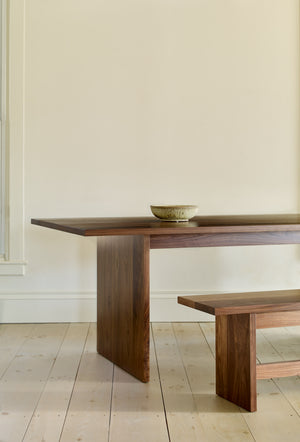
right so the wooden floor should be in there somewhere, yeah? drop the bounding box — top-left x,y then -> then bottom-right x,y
2,324 -> 300,441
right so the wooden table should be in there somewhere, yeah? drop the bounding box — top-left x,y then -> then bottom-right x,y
31,214 -> 300,382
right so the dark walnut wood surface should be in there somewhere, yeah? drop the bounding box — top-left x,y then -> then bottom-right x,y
31,214 -> 300,236
178,289 -> 300,316
97,235 -> 150,382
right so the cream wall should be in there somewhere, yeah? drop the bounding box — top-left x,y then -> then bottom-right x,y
0,0 -> 299,321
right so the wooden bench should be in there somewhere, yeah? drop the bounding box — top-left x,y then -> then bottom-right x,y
178,289 -> 300,412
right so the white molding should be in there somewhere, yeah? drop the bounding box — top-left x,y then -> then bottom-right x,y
0,260 -> 26,275
0,291 -> 96,300
150,290 -> 218,322
0,0 -> 6,255
0,0 -> 25,274
150,290 -> 223,299
0,290 -> 216,323
0,291 -> 97,323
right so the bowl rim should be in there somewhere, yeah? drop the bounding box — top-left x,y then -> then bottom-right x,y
150,205 -> 198,209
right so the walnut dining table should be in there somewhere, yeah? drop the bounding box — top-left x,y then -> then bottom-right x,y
31,214 -> 300,382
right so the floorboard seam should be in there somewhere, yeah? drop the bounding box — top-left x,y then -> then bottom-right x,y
58,323 -> 90,442
151,323 -> 171,442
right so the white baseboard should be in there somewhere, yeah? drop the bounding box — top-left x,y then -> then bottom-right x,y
150,291 -> 215,322
0,292 -> 96,323
0,291 -> 216,323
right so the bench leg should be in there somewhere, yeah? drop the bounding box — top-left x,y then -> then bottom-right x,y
216,313 -> 257,411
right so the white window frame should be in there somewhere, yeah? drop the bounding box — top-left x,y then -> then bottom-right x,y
0,0 -> 6,257
0,0 -> 26,275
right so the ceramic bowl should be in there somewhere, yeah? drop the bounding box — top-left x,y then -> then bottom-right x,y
150,205 -> 198,222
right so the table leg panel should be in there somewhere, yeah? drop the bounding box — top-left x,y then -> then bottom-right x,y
97,235 -> 150,382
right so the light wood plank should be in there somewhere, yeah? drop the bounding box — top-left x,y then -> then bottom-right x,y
0,324 -> 35,378
260,326 -> 300,361
256,329 -> 283,364
267,375 -> 300,419
174,322 -> 254,441
198,322 -> 215,356
2,322 -> 300,441
152,322 -> 206,441
23,323 -> 90,442
0,323 -> 68,442
60,323 -> 113,442
243,378 -> 300,442
109,328 -> 169,442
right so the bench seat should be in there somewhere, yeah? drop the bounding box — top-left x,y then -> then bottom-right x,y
178,289 -> 300,412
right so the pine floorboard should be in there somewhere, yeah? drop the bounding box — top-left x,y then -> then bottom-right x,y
0,322 -> 300,441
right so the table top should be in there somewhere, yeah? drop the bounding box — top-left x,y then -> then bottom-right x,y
31,214 -> 300,237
